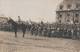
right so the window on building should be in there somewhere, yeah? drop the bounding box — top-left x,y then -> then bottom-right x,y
67,4 -> 71,9
67,13 -> 70,16
60,5 -> 63,10
76,4 -> 80,8
67,19 -> 70,22
60,14 -> 62,17
57,14 -> 62,19
75,20 -> 79,23
75,14 -> 79,17
59,20 -> 61,23
76,4 -> 78,8
57,16 -> 59,19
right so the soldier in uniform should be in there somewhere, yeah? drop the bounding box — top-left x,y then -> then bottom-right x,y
21,23 -> 27,37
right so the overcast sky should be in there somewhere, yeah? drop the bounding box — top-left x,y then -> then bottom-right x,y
0,0 -> 62,23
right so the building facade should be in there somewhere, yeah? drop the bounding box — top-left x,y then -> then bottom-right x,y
0,17 -> 11,31
56,0 -> 80,24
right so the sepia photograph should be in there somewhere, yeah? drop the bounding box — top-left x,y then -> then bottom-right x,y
0,0 -> 80,52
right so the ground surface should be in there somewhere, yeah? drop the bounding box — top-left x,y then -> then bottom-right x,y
0,31 -> 80,52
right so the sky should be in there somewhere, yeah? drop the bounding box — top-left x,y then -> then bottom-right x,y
0,0 -> 63,23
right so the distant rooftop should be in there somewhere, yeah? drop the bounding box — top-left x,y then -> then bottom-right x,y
57,0 -> 80,11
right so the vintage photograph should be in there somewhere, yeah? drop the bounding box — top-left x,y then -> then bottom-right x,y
0,0 -> 80,52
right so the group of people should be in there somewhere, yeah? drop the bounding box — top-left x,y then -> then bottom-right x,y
25,23 -> 80,40
8,18 -> 80,40
23,22 -> 80,40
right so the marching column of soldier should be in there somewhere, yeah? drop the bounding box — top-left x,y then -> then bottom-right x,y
7,17 -> 80,40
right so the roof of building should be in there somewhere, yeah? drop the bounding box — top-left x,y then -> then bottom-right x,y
57,0 -> 80,11
0,17 -> 8,20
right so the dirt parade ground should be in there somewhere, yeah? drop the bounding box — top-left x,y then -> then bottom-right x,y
0,31 -> 80,52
